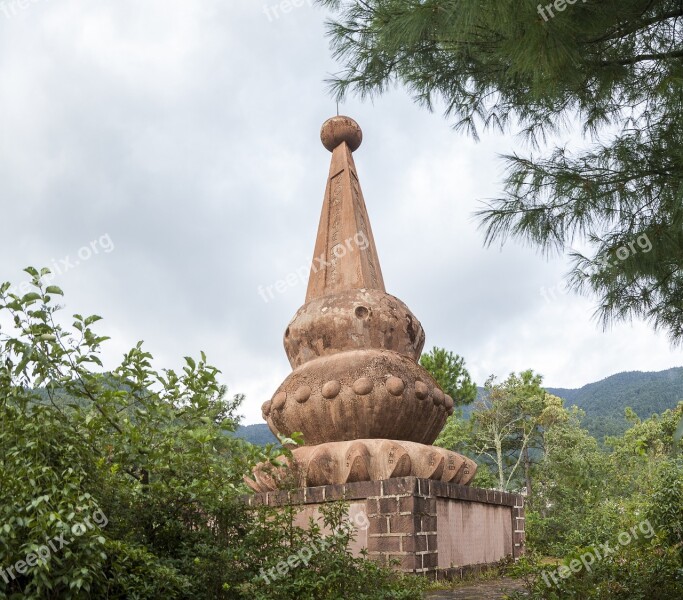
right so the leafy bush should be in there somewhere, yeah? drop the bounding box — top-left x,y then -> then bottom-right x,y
509,539 -> 683,600
238,502 -> 425,600
647,458 -> 683,555
0,269 -> 423,599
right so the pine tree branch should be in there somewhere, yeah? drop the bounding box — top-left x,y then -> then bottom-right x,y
595,48 -> 683,66
589,8 -> 683,44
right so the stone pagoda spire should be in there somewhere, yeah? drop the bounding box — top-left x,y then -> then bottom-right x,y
306,116 -> 385,301
247,117 -> 476,492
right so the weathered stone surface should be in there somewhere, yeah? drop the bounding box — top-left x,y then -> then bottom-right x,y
306,119 -> 385,301
240,477 -> 525,575
265,349 -> 451,445
321,115 -> 363,153
284,288 -> 425,368
255,116 -> 475,489
244,440 -> 477,492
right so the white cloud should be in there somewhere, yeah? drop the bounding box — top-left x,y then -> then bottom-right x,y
0,0 -> 679,426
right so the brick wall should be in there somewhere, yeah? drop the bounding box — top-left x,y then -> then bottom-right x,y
241,476 -> 525,575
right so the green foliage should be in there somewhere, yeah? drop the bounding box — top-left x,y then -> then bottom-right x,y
420,347 -> 476,407
509,539 -> 683,600
469,461 -> 498,490
0,268 -> 422,599
518,401 -> 683,600
320,0 -> 683,343
469,370 -> 559,492
239,503 -> 425,600
647,458 -> 683,553
434,409 -> 472,454
526,408 -> 614,555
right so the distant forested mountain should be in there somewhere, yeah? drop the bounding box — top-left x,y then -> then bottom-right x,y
233,423 -> 278,446
237,368 -> 683,446
546,367 -> 683,441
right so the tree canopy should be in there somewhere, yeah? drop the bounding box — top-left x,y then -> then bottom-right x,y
419,347 -> 477,407
319,0 -> 683,343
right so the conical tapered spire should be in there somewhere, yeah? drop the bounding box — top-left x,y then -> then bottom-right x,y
248,115 -> 479,492
305,116 -> 385,302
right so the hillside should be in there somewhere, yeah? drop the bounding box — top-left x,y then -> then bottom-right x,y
233,423 -> 278,446
546,367 -> 683,417
547,367 -> 683,441
237,367 -> 683,445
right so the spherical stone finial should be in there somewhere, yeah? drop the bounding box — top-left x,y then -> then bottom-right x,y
321,116 -> 362,152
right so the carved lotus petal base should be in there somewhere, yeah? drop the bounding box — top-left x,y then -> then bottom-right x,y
244,439 -> 477,493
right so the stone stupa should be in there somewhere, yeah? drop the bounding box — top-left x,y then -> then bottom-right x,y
247,116 -> 477,492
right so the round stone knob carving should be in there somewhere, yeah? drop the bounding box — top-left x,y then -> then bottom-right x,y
352,377 -> 374,395
432,388 -> 445,406
386,376 -> 405,396
322,380 -> 341,399
415,381 -> 429,400
295,385 -> 312,403
272,391 -> 287,410
321,116 -> 362,152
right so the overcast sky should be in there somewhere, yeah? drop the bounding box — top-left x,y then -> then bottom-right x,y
1,0 -> 679,424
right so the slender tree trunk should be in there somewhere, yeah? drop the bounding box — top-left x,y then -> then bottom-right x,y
495,434 -> 505,490
523,445 -> 532,498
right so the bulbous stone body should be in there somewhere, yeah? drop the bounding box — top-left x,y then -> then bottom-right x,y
284,289 -> 426,368
263,348 -> 451,445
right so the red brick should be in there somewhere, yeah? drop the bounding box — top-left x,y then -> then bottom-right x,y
399,495 -> 436,514
289,490 -> 305,504
398,496 -> 417,513
370,535 -> 401,552
402,534 -> 427,552
389,514 -> 420,534
345,480 -> 381,499
422,552 -> 438,569
368,553 -> 388,566
305,487 -> 325,503
268,490 -> 290,506
389,554 -> 420,571
247,493 -> 266,506
417,478 -> 432,496
365,498 -> 380,516
325,484 -> 345,500
430,480 -> 447,498
379,497 -> 398,514
368,516 -> 388,535
421,515 -> 437,533
383,477 -> 418,496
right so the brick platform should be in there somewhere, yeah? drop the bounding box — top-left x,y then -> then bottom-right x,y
242,476 -> 525,575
